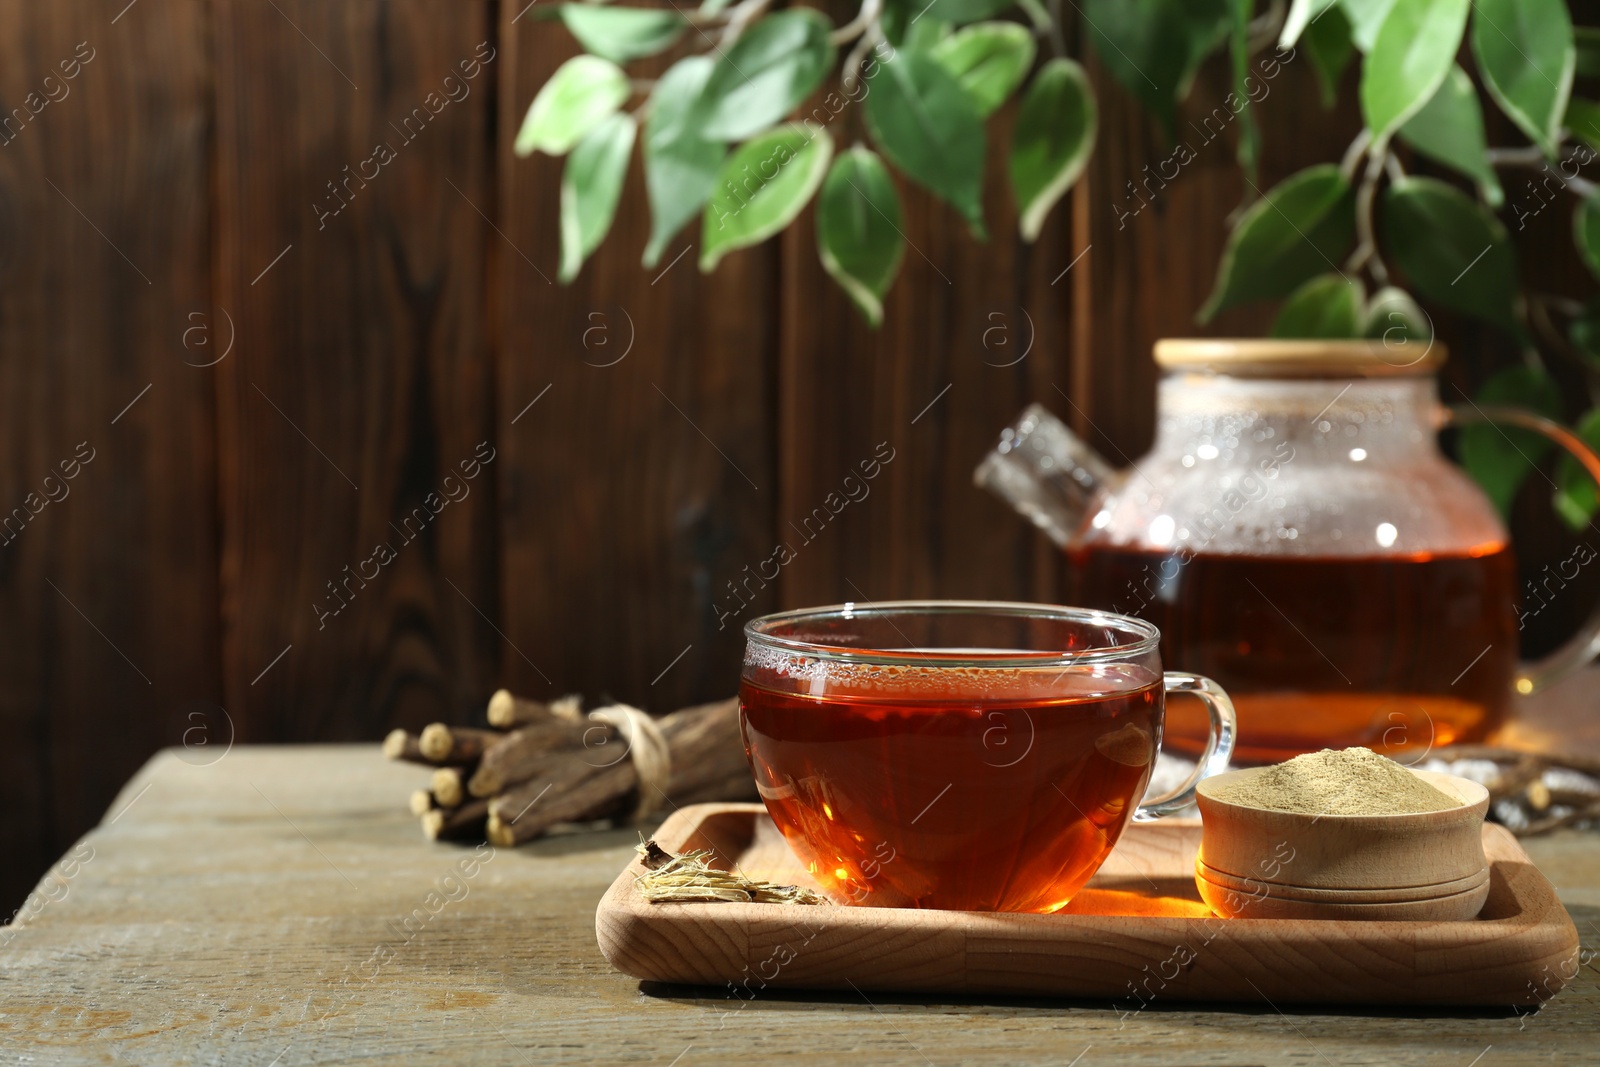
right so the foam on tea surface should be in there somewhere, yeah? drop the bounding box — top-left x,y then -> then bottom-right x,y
745,639 -> 1160,702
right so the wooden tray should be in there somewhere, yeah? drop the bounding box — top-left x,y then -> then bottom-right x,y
596,803 -> 1580,1007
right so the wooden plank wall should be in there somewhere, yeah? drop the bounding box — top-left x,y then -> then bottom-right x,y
213,0 -> 500,742
0,1 -> 219,919
0,1 -> 1592,914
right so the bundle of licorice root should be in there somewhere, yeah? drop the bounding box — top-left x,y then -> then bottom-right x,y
384,690 -> 756,846
1415,744 -> 1600,835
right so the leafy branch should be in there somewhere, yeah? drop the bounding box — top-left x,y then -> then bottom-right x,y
515,0 -> 1100,325
1199,0 -> 1600,529
515,0 -> 1600,526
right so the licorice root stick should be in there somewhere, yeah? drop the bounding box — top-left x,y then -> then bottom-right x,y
418,724 -> 501,764
423,797 -> 491,841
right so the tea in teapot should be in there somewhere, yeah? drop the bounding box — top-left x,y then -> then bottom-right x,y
978,340 -> 1600,763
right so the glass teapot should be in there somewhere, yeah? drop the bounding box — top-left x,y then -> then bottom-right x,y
976,339 -> 1600,764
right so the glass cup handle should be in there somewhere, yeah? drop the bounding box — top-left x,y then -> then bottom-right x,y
1444,404 -> 1600,694
1135,672 -> 1237,821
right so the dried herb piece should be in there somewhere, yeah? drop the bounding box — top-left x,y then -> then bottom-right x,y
632,840 -> 829,906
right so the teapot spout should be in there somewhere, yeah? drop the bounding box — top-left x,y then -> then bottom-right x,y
974,404 -> 1116,548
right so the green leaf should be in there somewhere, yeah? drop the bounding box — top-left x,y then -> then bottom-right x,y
1302,3 -> 1355,108
1577,26 -> 1600,79
864,47 -> 987,236
880,1 -> 910,47
1458,366 -> 1562,518
515,55 -> 631,157
904,17 -> 954,51
816,147 -> 905,328
1199,164 -> 1356,321
1338,0 -> 1396,52
699,0 -> 736,14
559,6 -> 686,65
1566,97 -> 1600,152
1359,0 -> 1470,141
929,21 -> 1036,117
909,0 -> 1020,27
643,57 -> 725,268
1398,66 -> 1504,207
1280,0 -> 1339,49
1470,0 -> 1574,157
1381,176 -> 1520,335
1569,298 -> 1600,365
1081,0 -> 1231,138
1270,274 -> 1365,337
1010,58 -> 1096,241
693,9 -> 834,142
1574,195 -> 1600,282
1554,408 -> 1600,531
1362,285 -> 1433,346
701,124 -> 833,271
559,113 -> 636,283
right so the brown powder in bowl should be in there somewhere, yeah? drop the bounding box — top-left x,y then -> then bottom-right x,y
1206,747 -> 1459,816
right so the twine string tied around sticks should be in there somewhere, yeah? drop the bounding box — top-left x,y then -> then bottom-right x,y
587,703 -> 671,819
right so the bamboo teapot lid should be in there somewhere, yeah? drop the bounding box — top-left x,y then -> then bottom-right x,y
1154,338 -> 1448,377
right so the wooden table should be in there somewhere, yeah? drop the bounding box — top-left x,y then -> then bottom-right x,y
2,746 -> 1596,1065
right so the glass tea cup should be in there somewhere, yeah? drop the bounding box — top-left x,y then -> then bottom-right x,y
739,601 -> 1236,913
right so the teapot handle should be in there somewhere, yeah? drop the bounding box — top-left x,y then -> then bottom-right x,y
1443,404 -> 1600,695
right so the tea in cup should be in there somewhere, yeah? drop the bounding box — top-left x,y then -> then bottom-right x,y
739,601 -> 1236,913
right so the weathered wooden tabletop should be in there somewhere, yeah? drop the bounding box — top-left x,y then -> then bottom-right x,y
1,744 -> 1595,1066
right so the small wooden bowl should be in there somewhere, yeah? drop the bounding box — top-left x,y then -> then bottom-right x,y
1195,866 -> 1492,921
1194,767 -> 1490,914
1195,858 -> 1488,904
